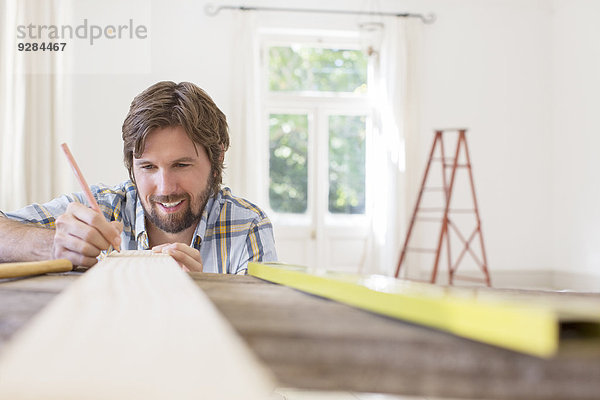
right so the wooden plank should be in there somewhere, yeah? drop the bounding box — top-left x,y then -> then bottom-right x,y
191,272 -> 600,400
3,271 -> 600,399
0,251 -> 274,399
0,272 -> 79,293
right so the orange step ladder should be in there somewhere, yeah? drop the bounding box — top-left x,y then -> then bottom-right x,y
395,129 -> 491,286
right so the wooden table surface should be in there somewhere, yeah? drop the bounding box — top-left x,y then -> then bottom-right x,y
1,272 -> 600,399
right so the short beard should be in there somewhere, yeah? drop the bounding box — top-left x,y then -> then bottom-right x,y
143,175 -> 214,234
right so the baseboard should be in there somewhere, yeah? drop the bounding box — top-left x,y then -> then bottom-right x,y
551,270 -> 600,292
401,268 -> 600,292
488,270 -> 554,290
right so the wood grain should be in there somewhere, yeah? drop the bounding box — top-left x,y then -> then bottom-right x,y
0,251 -> 274,399
2,271 -> 600,399
192,273 -> 600,400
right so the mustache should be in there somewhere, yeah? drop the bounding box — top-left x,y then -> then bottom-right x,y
150,194 -> 189,203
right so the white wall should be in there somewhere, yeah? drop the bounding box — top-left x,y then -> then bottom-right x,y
416,0 -> 555,276
552,0 -> 600,277
67,0 -> 238,187
61,0 -> 600,280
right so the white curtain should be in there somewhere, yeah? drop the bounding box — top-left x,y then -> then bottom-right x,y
224,10 -> 262,202
363,17 -> 422,276
0,0 -> 66,211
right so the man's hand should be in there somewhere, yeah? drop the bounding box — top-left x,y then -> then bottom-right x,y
52,202 -> 122,268
151,243 -> 203,272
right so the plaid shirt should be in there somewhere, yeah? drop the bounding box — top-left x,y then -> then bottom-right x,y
2,181 -> 277,274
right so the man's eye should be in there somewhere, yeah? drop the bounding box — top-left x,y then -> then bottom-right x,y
141,165 -> 155,170
175,163 -> 190,168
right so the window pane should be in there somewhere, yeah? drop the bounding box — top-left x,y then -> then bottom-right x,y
269,46 -> 367,93
269,114 -> 309,213
328,115 -> 366,214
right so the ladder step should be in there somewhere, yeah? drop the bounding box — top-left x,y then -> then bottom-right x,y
417,208 -> 474,213
406,247 -> 437,254
431,157 -> 454,162
443,163 -> 470,168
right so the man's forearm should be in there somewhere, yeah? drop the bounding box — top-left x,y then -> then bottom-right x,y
0,217 -> 54,262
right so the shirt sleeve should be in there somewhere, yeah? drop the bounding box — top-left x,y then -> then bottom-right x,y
235,217 -> 278,275
3,193 -> 85,228
3,183 -> 129,228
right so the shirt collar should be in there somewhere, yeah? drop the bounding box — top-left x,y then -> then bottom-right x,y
134,194 -> 149,249
192,196 -> 215,247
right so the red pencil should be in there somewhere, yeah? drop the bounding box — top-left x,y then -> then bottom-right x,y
60,143 -> 119,252
60,143 -> 101,213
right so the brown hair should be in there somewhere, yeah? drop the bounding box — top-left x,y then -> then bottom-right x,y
122,81 -> 230,196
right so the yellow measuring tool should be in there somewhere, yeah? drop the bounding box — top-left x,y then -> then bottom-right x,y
249,263 -> 600,357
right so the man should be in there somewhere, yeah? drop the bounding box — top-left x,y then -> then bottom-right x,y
0,81 -> 277,274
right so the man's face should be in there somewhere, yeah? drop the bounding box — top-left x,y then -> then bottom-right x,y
133,126 -> 213,234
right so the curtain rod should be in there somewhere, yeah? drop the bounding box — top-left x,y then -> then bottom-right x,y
204,4 -> 436,24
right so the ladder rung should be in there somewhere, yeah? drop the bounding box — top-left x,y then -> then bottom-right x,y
406,247 -> 437,254
417,208 -> 475,214
432,157 -> 454,162
443,163 -> 470,168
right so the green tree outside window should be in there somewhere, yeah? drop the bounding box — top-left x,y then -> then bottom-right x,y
328,115 -> 366,214
267,45 -> 368,215
269,46 -> 367,93
269,114 -> 309,213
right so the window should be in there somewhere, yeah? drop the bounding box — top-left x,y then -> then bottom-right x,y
264,39 -> 370,217
260,31 -> 373,272
268,46 -> 367,93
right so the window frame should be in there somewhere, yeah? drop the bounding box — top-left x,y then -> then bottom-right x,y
259,29 -> 373,227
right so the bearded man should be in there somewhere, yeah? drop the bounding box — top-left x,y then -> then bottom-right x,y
0,81 -> 277,274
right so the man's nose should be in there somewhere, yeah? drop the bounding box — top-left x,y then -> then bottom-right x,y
156,169 -> 177,194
